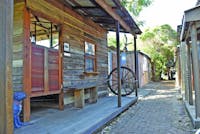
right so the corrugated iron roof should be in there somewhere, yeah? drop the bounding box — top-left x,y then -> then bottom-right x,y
180,5 -> 200,41
59,0 -> 142,35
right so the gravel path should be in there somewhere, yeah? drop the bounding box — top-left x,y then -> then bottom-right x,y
96,81 -> 194,134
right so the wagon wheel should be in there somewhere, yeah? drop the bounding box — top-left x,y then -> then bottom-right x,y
107,66 -> 136,96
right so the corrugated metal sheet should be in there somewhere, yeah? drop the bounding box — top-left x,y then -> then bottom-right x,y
60,0 -> 142,34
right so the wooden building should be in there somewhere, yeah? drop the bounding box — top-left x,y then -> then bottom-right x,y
178,2 -> 200,128
137,51 -> 151,87
12,0 -> 141,123
108,49 -> 151,88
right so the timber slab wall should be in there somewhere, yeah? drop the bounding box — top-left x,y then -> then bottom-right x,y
13,0 -> 108,112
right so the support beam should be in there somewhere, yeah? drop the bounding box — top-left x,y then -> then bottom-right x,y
0,0 -> 14,133
134,35 -> 138,96
44,48 -> 49,93
23,6 -> 32,121
180,42 -> 186,96
89,87 -> 97,103
74,89 -> 85,108
186,44 -> 193,105
95,0 -> 131,33
116,21 -> 121,107
58,25 -> 64,110
50,22 -> 53,48
191,22 -> 200,118
183,42 -> 189,101
177,47 -> 181,88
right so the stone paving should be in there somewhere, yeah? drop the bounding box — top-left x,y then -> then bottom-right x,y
97,81 -> 194,134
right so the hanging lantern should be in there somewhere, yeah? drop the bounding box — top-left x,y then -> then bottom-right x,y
121,52 -> 126,66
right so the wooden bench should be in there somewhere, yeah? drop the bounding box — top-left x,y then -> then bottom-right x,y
59,85 -> 97,110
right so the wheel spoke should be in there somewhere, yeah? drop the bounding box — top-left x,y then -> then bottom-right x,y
125,76 -> 135,81
108,66 -> 136,96
111,82 -> 118,86
123,81 -> 134,85
123,87 -> 128,94
123,71 -> 130,79
112,72 -> 118,79
111,79 -> 118,82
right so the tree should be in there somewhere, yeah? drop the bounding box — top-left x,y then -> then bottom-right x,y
121,0 -> 153,16
121,0 -> 153,26
139,24 -> 177,81
107,32 -> 134,51
108,0 -> 153,49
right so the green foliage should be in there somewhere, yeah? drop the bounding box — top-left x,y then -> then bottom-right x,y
107,33 -> 133,50
108,35 -> 117,48
121,0 -> 153,16
107,0 -> 153,48
139,24 -> 177,80
120,0 -> 153,26
140,24 -> 177,46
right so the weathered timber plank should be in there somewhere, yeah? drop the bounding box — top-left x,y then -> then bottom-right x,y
22,5 -> 32,121
63,63 -> 84,70
13,67 -> 23,75
12,59 -> 23,68
66,90 -> 90,100
13,75 -> 23,84
26,0 -> 105,38
59,25 -> 63,90
59,90 -> 64,110
13,3 -> 24,36
44,48 -> 49,93
89,87 -> 98,103
13,1 -> 25,94
96,50 -> 108,56
63,25 -> 85,40
13,52 -> 23,60
74,89 -> 84,108
63,53 -> 84,60
69,48 -> 84,55
13,83 -> 23,91
63,70 -> 83,76
13,44 -> 23,53
63,58 -> 84,64
63,61 -> 84,66
67,90 -> 96,100
0,0 -> 14,133
63,76 -> 83,81
64,38 -> 84,45
46,0 -> 105,33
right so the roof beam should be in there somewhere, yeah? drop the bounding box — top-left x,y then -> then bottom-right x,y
93,20 -> 115,24
85,13 -> 110,18
73,6 -> 117,10
95,0 -> 131,33
73,6 -> 99,9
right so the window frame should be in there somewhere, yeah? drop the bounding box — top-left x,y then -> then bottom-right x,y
84,41 -> 97,73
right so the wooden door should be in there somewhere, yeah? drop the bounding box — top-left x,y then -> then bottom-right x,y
31,45 -> 60,96
48,49 -> 59,91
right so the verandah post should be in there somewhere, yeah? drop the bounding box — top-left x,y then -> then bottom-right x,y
134,35 -> 138,97
186,44 -> 193,105
0,0 -> 14,133
191,22 -> 200,118
116,21 -> 121,107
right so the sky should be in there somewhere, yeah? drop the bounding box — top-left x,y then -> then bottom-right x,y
138,0 -> 196,30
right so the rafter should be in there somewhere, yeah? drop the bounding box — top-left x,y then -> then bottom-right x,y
95,0 -> 132,34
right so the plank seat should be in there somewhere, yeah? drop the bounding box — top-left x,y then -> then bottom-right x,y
59,84 -> 97,110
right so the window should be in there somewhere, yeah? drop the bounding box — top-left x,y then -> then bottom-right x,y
30,14 -> 59,49
85,42 -> 96,72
